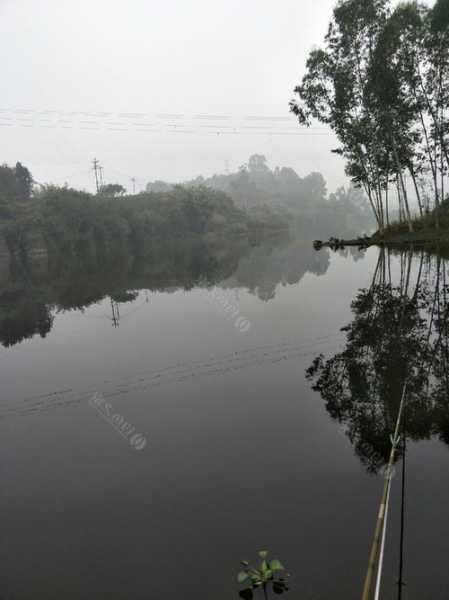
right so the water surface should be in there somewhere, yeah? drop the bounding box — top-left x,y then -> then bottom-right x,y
1,238 -> 448,599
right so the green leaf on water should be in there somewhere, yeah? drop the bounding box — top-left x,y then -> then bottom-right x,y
269,559 -> 284,571
238,572 -> 250,584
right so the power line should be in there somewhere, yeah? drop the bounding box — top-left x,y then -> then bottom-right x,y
1,122 -> 335,137
1,113 -> 335,137
0,107 -> 330,131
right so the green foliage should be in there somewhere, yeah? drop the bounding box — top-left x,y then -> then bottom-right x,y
431,0 -> 449,33
187,157 -> 328,213
145,180 -> 173,193
1,174 -> 287,258
237,550 -> 289,599
375,196 -> 449,240
14,162 -> 33,200
98,183 -> 126,196
291,0 -> 449,235
0,162 -> 33,203
268,559 -> 284,571
146,155 -> 375,237
1,159 -> 373,260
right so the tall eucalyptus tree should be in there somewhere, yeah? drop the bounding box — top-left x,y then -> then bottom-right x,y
426,0 -> 449,204
291,0 -> 449,233
291,0 -> 392,233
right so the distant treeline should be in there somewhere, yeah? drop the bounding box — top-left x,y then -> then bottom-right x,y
146,154 -> 375,237
0,157 -> 375,262
0,162 -> 289,260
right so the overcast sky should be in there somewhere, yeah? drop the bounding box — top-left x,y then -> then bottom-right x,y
0,0 -> 424,193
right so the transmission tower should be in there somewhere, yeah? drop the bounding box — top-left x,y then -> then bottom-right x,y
92,158 -> 101,193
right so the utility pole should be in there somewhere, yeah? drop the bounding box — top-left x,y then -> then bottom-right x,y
99,165 -> 105,189
110,298 -> 120,328
92,158 -> 100,193
131,177 -> 136,194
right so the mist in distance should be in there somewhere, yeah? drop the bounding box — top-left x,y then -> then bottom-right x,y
0,0 -> 349,192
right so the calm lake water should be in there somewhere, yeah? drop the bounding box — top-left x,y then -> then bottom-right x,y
1,237 -> 448,600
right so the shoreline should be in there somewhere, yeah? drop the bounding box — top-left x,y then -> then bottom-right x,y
315,231 -> 449,250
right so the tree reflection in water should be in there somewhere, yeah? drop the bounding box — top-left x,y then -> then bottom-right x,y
307,246 -> 449,473
0,236 -> 332,348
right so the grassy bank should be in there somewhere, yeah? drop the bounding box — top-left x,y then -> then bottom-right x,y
371,201 -> 449,245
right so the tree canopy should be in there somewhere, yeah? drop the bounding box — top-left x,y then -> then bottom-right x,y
146,155 -> 375,237
0,162 -> 33,205
98,183 -> 126,197
291,0 -> 449,233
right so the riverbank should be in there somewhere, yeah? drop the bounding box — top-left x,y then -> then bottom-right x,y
315,230 -> 449,251
373,230 -> 449,245
371,206 -> 449,246
316,204 -> 449,249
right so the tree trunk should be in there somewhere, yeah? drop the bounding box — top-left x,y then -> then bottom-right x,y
409,165 -> 423,217
363,181 -> 381,230
385,180 -> 390,228
414,90 -> 439,202
392,140 -> 413,232
396,178 -> 403,222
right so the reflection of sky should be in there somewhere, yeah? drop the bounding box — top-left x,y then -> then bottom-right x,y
222,240 -> 334,301
0,239 -> 367,350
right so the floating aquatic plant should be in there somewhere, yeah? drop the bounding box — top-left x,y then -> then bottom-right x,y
237,549 -> 289,599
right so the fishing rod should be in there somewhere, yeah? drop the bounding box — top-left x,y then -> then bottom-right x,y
397,401 -> 407,600
361,383 -> 408,600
